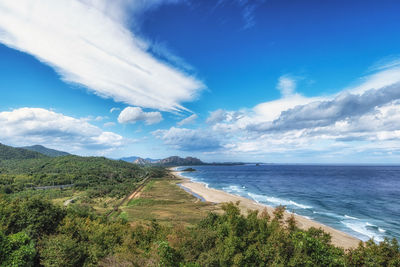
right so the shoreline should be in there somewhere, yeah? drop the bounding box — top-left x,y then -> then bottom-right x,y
171,169 -> 361,250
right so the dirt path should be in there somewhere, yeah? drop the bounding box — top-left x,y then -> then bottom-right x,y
106,174 -> 150,217
127,177 -> 149,200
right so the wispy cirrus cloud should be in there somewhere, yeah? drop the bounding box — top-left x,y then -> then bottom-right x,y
177,114 -> 198,126
0,0 -> 204,112
0,107 -> 125,154
215,0 -> 265,29
110,107 -> 121,113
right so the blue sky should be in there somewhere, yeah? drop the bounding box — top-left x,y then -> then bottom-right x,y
1,0 -> 400,163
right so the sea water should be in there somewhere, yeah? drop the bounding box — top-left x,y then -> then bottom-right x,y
177,164 -> 400,242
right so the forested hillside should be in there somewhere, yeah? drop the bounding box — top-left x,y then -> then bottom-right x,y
0,143 -> 45,160
0,142 -> 163,198
0,155 -> 150,197
21,145 -> 70,157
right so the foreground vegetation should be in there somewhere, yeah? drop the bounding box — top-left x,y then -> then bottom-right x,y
1,196 -> 400,266
0,143 -> 399,266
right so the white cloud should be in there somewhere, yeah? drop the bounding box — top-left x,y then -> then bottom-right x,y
153,127 -> 222,151
200,62 -> 400,160
177,114 -> 198,126
118,106 -> 162,125
110,107 -> 120,113
0,0 -> 204,112
206,109 -> 245,124
95,116 -> 107,121
206,109 -> 226,124
348,64 -> 400,95
0,107 -> 124,153
277,75 -> 296,97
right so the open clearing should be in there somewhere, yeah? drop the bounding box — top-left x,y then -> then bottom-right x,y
120,177 -> 222,227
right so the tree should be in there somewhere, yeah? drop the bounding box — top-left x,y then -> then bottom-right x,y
39,234 -> 85,267
0,231 -> 36,267
0,196 -> 65,238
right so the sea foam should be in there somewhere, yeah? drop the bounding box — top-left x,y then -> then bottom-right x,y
341,220 -> 384,242
247,192 -> 312,209
222,185 -> 245,195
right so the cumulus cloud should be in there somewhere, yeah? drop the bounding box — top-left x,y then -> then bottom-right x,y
118,106 -> 162,125
0,0 -> 203,112
153,127 -> 222,151
199,62 -> 400,160
206,109 -> 226,124
177,114 -> 198,126
349,59 -> 400,95
249,83 -> 400,133
0,107 -> 124,152
206,109 -> 244,124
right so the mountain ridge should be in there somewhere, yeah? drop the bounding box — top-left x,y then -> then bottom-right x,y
21,145 -> 70,157
0,143 -> 46,160
132,156 -> 204,166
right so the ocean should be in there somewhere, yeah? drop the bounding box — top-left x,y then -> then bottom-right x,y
176,164 -> 400,242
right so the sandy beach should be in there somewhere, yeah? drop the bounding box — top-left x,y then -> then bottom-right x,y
172,170 -> 361,250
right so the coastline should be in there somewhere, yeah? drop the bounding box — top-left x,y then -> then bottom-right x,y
171,169 -> 361,250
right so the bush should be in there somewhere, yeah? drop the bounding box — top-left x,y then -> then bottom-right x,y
0,231 -> 36,267
39,235 -> 85,267
0,196 -> 65,238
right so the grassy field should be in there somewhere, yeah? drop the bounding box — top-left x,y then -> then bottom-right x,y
120,177 -> 222,227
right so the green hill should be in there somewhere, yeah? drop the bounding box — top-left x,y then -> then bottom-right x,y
0,155 -> 152,197
0,143 -> 46,160
21,145 -> 70,157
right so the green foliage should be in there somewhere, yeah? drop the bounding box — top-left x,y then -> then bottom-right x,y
0,143 -> 45,161
0,196 -> 65,238
145,166 -> 168,178
0,155 -> 147,198
169,203 -> 398,267
143,180 -> 156,192
0,231 -> 36,267
21,145 -> 69,157
0,197 -> 399,266
54,212 -> 129,265
39,234 -> 85,267
127,198 -> 172,207
157,240 -> 182,267
346,238 -> 400,266
182,168 -> 196,172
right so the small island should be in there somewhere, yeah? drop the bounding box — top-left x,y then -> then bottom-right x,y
182,167 -> 196,172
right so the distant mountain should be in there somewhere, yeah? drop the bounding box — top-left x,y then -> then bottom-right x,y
133,157 -> 151,165
157,156 -> 203,166
0,143 -> 46,160
120,156 -> 158,163
120,156 -> 139,162
21,145 -> 70,157
132,156 -> 204,166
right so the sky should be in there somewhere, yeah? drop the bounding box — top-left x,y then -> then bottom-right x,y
1,0 -> 400,163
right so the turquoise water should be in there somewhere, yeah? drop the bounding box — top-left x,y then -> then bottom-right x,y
177,164 -> 400,242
